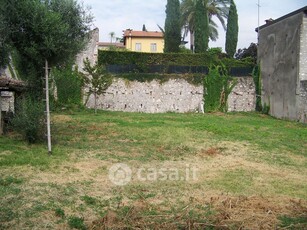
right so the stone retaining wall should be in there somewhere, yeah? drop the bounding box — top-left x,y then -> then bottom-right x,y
86,76 -> 256,113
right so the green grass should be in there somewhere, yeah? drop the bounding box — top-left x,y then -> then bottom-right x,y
0,109 -> 306,229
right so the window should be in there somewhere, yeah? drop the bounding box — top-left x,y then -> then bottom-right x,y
150,43 -> 157,52
135,43 -> 142,51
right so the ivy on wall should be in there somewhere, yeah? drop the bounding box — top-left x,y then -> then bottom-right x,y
203,65 -> 237,112
252,65 -> 262,112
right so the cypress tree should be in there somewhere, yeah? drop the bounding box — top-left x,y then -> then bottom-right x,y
225,0 -> 239,57
164,0 -> 181,53
194,0 -> 209,53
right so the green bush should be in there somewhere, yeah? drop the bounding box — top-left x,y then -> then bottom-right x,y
52,66 -> 83,107
12,98 -> 45,143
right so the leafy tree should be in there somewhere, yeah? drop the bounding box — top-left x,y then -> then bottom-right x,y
181,0 -> 230,51
225,0 -> 238,57
194,0 -> 209,53
1,0 -> 93,143
81,58 -> 113,113
235,43 -> 258,64
1,0 -> 93,98
164,0 -> 181,53
0,3 -> 10,68
142,24 -> 147,31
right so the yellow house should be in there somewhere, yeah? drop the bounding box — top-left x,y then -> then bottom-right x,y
123,29 -> 164,53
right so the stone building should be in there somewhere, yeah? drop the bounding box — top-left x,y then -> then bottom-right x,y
258,6 -> 307,122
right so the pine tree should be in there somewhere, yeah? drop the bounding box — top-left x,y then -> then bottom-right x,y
164,0 -> 181,53
194,0 -> 209,53
225,0 -> 238,57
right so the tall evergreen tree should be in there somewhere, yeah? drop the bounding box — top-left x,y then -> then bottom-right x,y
164,0 -> 181,53
194,0 -> 209,53
225,0 -> 238,57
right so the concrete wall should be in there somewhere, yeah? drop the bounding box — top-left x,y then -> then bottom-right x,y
258,12 -> 304,121
86,77 -> 255,113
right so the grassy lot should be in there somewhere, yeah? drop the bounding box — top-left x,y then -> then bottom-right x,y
0,110 -> 307,229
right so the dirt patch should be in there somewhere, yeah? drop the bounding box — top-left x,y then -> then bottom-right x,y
198,147 -> 222,157
89,195 -> 307,229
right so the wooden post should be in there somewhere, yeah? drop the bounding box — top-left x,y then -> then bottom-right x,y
45,60 -> 52,154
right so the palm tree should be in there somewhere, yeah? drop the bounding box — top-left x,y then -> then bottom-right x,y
181,0 -> 230,51
109,32 -> 115,43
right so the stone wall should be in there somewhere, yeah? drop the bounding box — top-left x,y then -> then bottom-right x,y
228,77 -> 256,112
75,28 -> 99,71
86,77 -> 255,113
0,91 -> 14,112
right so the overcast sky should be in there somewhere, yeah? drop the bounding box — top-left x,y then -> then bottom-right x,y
83,0 -> 307,50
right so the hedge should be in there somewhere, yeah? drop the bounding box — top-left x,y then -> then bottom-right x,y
98,50 -> 254,68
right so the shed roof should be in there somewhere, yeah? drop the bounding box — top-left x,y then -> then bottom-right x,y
0,77 -> 27,92
256,6 -> 307,32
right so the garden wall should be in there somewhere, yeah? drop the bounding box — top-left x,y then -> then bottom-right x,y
86,76 -> 255,113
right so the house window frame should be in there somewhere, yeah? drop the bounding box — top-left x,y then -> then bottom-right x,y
135,43 -> 142,51
150,43 -> 157,52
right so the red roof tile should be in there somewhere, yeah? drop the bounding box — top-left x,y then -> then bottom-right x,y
123,30 -> 163,38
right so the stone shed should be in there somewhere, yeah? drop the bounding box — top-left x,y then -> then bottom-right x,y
0,77 -> 27,135
258,6 -> 307,122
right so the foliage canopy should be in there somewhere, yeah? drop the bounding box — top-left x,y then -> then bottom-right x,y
1,0 -> 93,97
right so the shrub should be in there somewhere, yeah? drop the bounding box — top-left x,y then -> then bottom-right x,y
52,66 -> 83,107
11,97 -> 45,143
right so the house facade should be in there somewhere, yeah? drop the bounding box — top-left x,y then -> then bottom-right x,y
258,6 -> 307,122
123,29 -> 164,53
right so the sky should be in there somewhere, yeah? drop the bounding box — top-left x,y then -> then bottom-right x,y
83,0 -> 307,50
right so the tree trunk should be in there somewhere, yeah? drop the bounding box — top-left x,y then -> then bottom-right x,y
94,91 -> 97,114
190,31 -> 194,53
